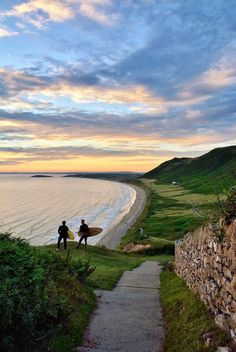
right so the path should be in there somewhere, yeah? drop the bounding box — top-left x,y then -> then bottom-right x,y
78,261 -> 165,352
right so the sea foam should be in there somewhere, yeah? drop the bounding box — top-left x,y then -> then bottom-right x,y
0,175 -> 136,246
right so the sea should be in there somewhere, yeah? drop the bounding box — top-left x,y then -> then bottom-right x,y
0,174 -> 136,246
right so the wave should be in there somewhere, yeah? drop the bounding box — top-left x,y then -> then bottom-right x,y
0,176 -> 136,246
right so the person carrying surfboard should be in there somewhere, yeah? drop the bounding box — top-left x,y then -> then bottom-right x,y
76,219 -> 89,250
57,220 -> 69,250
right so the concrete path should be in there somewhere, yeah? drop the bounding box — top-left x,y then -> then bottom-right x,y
77,261 -> 165,352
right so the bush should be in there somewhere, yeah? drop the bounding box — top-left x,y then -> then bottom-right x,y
142,237 -> 175,255
140,243 -> 175,255
223,187 -> 236,223
0,233 -> 95,352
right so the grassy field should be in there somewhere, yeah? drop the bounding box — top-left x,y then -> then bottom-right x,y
160,269 -> 229,352
120,180 -> 219,249
43,242 -> 172,290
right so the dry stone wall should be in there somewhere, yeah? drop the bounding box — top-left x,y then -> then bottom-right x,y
175,220 -> 236,340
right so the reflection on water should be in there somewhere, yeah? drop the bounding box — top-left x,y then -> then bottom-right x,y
0,175 -> 135,245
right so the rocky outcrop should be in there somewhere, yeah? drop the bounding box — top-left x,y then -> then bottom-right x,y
175,220 -> 236,341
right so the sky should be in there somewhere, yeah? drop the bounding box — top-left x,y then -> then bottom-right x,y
0,0 -> 236,172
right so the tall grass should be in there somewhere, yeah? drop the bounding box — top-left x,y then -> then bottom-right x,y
160,269 -> 229,352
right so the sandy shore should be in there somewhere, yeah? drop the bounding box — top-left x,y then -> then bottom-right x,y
97,184 -> 147,249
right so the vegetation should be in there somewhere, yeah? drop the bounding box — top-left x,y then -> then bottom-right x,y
0,233 -> 96,352
0,233 -> 172,351
143,145 -> 236,194
222,187 -> 236,223
122,146 -> 236,249
160,269 -> 229,352
120,181 -> 216,249
43,242 -> 172,290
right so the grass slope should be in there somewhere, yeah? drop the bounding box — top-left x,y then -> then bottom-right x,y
43,242 -> 172,290
160,270 -> 229,352
121,181 -> 215,247
143,145 -> 236,193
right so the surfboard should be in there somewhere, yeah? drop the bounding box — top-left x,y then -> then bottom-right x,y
78,227 -> 103,237
67,230 -> 74,240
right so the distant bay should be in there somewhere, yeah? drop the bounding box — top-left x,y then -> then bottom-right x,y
0,174 -> 136,246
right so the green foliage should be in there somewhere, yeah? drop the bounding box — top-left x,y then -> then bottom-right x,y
160,270 -> 229,352
51,286 -> 95,352
144,237 -> 175,255
143,145 -> 236,194
223,187 -> 236,222
0,233 -> 95,352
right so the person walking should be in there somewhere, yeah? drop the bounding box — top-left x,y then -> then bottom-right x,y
57,220 -> 69,250
76,219 -> 89,250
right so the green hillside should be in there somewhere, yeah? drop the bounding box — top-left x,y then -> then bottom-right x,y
143,145 -> 236,193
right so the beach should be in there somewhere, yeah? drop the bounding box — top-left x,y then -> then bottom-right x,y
0,175 -> 146,248
0,175 -> 138,246
95,184 -> 147,249
0,175 -> 146,247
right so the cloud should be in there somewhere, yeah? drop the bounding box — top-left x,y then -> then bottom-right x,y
0,67 -> 50,94
0,100 -> 235,147
79,0 -> 115,25
0,144 -> 204,167
0,145 -> 129,157
42,83 -> 169,112
0,66 -> 211,115
100,0 -> 236,99
0,26 -> 18,37
2,0 -> 74,27
1,0 -> 114,29
0,49 -> 235,147
180,62 -> 236,100
0,144 -> 158,167
0,67 -> 169,113
0,0 -> 236,171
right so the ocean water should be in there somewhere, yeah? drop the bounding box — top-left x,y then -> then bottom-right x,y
0,175 -> 136,246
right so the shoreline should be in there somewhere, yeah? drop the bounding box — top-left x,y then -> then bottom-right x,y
0,176 -> 146,248
96,184 -> 147,249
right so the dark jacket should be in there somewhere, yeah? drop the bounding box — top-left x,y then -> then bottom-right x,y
58,225 -> 69,237
79,224 -> 89,235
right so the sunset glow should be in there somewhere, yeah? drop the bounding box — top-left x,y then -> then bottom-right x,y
0,0 -> 236,172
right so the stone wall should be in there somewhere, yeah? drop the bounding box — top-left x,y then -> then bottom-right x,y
175,220 -> 236,340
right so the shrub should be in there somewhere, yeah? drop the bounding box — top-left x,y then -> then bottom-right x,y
223,187 -> 236,223
0,233 -> 94,352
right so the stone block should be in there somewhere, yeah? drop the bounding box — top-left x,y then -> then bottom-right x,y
215,314 -> 229,330
216,347 -> 230,352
